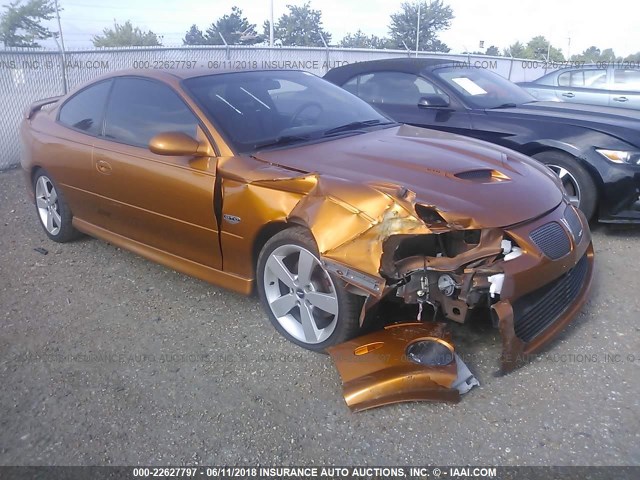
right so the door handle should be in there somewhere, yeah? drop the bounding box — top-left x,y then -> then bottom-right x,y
613,96 -> 628,102
561,92 -> 575,98
96,159 -> 112,174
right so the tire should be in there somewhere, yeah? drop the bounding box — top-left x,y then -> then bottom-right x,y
256,226 -> 362,351
533,151 -> 598,220
33,169 -> 81,243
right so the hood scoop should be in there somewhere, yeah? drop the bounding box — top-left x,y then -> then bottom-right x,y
454,169 -> 510,183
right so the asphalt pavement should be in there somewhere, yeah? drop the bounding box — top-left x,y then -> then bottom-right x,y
1,167 -> 639,466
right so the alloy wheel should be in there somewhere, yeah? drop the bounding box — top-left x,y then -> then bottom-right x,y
263,244 -> 339,344
35,175 -> 61,236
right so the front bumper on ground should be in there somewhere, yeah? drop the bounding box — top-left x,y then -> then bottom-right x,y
327,322 -> 480,412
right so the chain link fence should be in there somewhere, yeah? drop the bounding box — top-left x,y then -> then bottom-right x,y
0,45 -> 548,170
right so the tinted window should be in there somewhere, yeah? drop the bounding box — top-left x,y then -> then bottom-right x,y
58,80 -> 111,135
345,71 -> 444,105
184,71 -> 391,153
613,69 -> 640,91
558,69 -> 607,89
104,78 -> 198,148
434,67 -> 534,109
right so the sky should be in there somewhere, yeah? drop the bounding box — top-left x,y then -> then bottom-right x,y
43,0 -> 640,57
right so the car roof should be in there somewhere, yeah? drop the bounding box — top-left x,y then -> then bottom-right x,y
323,57 -> 461,83
86,68 -> 310,84
541,63 -> 640,75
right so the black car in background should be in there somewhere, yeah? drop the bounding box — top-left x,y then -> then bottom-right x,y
324,58 -> 640,223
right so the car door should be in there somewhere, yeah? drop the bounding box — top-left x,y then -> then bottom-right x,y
53,79 -> 112,226
609,68 -> 640,109
91,77 -> 222,269
555,68 -> 609,106
342,71 -> 472,134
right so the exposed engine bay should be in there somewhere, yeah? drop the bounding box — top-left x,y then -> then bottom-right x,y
385,228 -> 522,325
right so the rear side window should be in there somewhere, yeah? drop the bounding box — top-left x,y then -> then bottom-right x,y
104,78 -> 198,148
58,80 -> 111,135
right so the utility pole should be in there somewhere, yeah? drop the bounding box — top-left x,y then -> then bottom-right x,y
415,2 -> 421,57
269,0 -> 274,47
53,0 -> 67,94
545,41 -> 551,62
54,0 -> 66,52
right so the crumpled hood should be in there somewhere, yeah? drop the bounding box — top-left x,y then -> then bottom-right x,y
254,125 -> 563,228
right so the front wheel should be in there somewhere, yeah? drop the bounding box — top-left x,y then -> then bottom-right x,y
533,151 -> 598,220
256,227 -> 361,351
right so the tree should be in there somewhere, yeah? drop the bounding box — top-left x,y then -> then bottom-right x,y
571,46 -> 619,63
183,24 -> 206,45
267,2 -> 331,47
388,0 -> 453,52
93,20 -> 162,47
202,6 -> 263,45
504,41 -> 525,58
485,45 -> 500,56
523,36 -> 564,61
0,0 -> 56,47
571,45 -> 600,62
600,48 -> 617,62
624,51 -> 640,62
340,30 -> 391,49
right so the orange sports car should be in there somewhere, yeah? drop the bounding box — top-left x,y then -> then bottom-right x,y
20,69 -> 594,377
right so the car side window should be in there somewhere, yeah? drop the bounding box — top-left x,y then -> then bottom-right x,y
346,71 -> 444,105
613,69 -> 640,91
58,80 -> 111,135
104,78 -> 198,148
558,69 -> 607,89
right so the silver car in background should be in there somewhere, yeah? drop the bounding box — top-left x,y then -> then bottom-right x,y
517,64 -> 640,110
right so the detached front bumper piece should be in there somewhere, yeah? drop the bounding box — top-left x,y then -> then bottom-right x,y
327,322 -> 479,412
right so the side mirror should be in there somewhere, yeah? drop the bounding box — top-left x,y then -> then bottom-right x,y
149,132 -> 208,157
418,94 -> 450,108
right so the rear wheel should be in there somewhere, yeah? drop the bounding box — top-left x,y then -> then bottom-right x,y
533,151 -> 597,220
33,170 -> 80,242
256,227 -> 361,351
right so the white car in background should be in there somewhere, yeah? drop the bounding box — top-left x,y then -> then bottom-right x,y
517,64 -> 640,110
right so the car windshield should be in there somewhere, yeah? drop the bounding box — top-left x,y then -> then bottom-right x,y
183,70 -> 393,152
433,66 -> 535,109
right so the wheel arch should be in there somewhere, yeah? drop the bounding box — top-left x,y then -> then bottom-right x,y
30,165 -> 44,183
251,219 -> 308,275
519,142 -> 605,191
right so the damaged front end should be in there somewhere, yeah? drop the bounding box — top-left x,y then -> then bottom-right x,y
218,154 -> 594,410
296,180 -> 594,408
